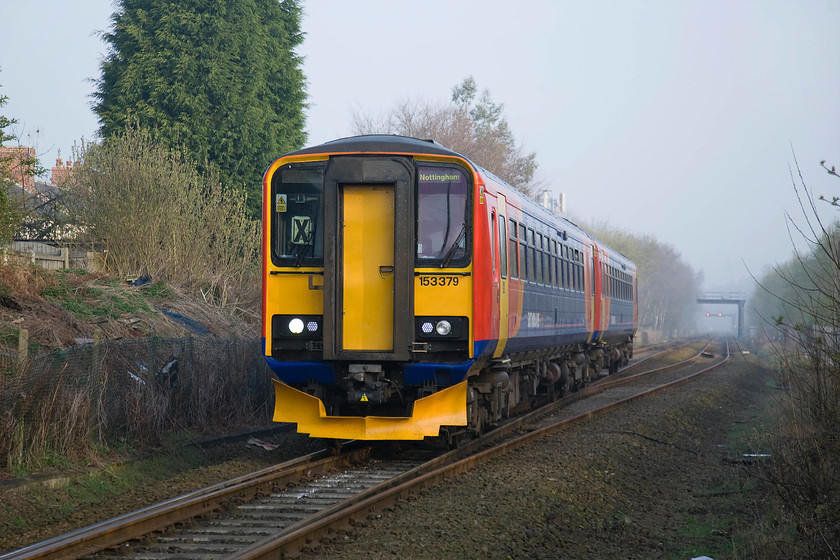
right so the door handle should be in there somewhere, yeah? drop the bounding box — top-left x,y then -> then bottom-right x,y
379,265 -> 394,278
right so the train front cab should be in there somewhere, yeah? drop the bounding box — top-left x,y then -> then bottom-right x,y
262,146 -> 476,440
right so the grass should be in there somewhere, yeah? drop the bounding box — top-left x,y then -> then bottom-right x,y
0,325 -> 19,347
143,280 -> 175,298
39,270 -> 156,319
0,445 -> 210,540
676,515 -> 715,538
659,356 -> 779,559
165,430 -> 201,445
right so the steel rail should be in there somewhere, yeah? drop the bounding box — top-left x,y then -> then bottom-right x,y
620,337 -> 709,371
233,339 -> 731,559
0,447 -> 372,560
485,338 -> 716,445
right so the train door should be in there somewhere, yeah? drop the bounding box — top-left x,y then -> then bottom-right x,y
341,185 -> 394,351
322,156 -> 413,362
493,194 -> 509,357
591,244 -> 603,342
486,195 -> 500,344
584,243 -> 595,341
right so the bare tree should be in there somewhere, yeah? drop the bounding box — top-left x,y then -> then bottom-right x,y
585,221 -> 701,338
750,156 -> 840,559
352,77 -> 540,196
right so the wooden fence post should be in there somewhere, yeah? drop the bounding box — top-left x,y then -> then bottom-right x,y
17,328 -> 28,366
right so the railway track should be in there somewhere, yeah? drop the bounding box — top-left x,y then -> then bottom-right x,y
1,337 -> 729,560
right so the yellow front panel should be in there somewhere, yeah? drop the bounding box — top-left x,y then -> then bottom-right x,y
263,271 -> 323,345
414,271 -> 472,314
414,269 -> 473,358
342,186 -> 394,351
273,379 -> 467,440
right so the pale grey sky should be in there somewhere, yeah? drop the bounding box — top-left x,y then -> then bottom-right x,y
2,0 -> 839,289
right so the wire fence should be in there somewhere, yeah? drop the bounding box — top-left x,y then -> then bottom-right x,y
0,336 -> 273,470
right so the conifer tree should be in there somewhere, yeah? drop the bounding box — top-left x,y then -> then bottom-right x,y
93,0 -> 307,216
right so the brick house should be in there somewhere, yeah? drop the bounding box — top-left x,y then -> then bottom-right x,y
0,145 -> 37,190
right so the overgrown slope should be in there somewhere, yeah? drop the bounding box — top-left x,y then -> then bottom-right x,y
0,264 -> 259,357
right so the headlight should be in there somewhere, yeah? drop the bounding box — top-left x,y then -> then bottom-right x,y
288,318 -> 304,334
273,315 -> 322,340
416,316 -> 466,339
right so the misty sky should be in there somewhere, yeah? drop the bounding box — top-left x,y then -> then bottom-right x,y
2,0 -> 838,290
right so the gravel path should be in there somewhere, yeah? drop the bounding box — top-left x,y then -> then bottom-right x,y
307,355 -> 774,559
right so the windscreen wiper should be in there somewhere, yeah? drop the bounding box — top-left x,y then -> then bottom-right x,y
293,231 -> 314,267
440,224 -> 466,268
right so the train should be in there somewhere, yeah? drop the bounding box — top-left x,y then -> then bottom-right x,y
262,135 -> 637,444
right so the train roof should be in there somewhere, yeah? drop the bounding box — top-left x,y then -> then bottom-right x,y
283,134 -> 467,159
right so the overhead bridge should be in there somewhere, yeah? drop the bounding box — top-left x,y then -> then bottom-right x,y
696,292 -> 746,339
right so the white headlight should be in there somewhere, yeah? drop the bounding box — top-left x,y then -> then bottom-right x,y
435,320 -> 452,336
288,318 -> 304,334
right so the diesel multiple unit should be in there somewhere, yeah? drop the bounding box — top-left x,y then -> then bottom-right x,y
262,135 -> 637,443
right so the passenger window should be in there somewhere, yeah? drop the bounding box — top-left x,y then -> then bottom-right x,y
490,212 -> 496,276
520,224 -> 527,282
561,245 -> 567,289
509,219 -> 518,279
499,217 -> 507,279
542,237 -> 550,286
528,229 -> 536,282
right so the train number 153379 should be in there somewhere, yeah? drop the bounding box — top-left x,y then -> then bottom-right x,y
419,276 -> 460,287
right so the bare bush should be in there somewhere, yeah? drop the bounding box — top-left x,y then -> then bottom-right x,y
66,126 -> 259,308
751,157 -> 840,559
0,336 -> 272,470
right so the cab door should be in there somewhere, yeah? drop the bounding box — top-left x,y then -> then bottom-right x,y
341,185 -> 394,351
322,156 -> 413,362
